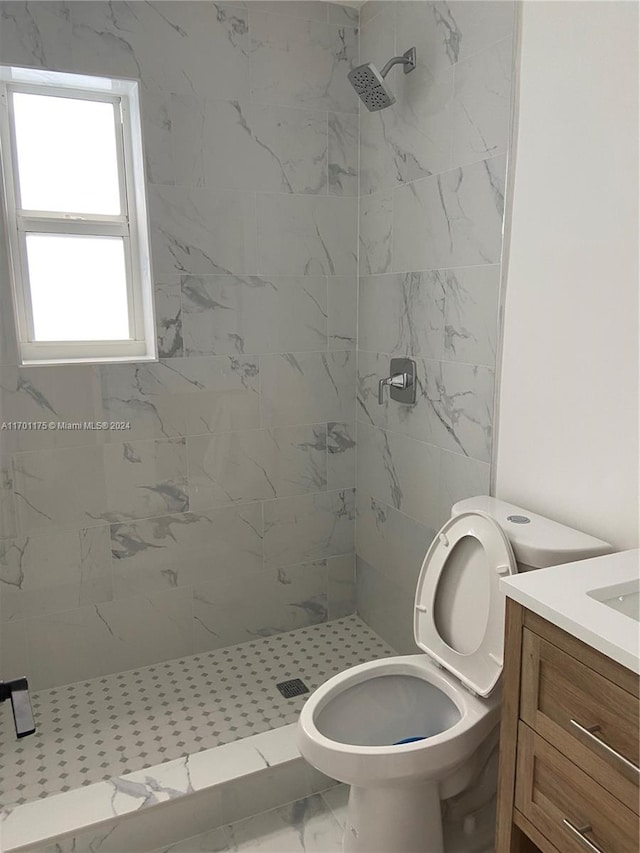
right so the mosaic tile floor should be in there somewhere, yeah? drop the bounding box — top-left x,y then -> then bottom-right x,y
0,616 -> 395,810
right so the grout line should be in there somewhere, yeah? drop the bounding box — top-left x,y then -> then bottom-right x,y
360,149 -> 509,199
356,346 -> 497,369
354,13 -> 362,589
356,417 -> 492,464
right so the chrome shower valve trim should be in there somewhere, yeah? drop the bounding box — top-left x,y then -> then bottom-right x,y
378,358 -> 417,405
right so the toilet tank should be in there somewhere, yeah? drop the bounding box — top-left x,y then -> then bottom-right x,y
451,496 -> 612,572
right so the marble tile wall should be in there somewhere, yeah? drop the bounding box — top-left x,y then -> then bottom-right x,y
355,0 -> 516,651
0,1 -> 359,688
0,0 -> 516,685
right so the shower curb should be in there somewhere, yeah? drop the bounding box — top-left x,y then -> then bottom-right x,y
1,724 -> 335,853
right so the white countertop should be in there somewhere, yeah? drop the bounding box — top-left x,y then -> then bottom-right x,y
501,549 -> 640,674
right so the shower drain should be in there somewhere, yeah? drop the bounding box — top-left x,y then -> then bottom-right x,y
276,678 -> 309,699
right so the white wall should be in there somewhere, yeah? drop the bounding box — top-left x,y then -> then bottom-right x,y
495,1 -> 639,550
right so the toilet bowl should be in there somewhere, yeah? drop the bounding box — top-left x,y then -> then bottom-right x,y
300,656 -> 500,789
297,497 -> 612,853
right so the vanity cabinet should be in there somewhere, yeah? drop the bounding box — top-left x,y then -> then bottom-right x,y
496,600 -> 639,853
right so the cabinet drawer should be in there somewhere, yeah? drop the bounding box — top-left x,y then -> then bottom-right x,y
516,723 -> 639,853
520,628 -> 639,811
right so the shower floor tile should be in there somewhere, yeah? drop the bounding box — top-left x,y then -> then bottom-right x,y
0,616 -> 395,810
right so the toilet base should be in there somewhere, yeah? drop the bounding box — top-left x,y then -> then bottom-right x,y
343,781 -> 444,853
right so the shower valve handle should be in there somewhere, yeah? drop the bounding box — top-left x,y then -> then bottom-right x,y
379,372 -> 411,404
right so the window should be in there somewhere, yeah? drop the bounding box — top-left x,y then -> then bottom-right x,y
0,67 -> 156,364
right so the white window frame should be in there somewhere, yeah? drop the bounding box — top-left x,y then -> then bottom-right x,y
0,66 -> 157,365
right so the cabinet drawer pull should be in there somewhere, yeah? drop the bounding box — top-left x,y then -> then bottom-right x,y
562,820 -> 607,853
570,719 -> 640,776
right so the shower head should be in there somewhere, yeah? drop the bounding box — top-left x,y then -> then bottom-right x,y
348,63 -> 395,111
348,47 -> 416,112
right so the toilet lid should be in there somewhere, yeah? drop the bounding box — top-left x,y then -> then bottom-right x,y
414,511 -> 516,697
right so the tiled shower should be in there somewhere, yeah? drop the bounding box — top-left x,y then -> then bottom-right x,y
0,0 -> 516,847
355,0 -> 514,652
0,0 -> 361,692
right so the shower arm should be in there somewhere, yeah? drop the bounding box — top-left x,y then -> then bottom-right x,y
380,47 -> 417,79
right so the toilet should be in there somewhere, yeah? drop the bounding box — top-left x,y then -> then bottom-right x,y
297,497 -> 611,853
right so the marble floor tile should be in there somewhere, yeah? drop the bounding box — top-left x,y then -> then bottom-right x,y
223,794 -> 343,852
147,791 -> 348,853
153,826 -> 231,853
320,784 -> 349,829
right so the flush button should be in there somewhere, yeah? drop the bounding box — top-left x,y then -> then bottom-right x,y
507,514 -> 530,524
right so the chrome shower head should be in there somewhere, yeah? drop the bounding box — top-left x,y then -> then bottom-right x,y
348,47 -> 416,112
348,63 -> 396,111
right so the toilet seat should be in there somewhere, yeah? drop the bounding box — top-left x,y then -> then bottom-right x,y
414,511 -> 517,697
